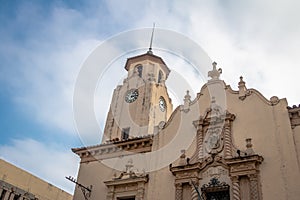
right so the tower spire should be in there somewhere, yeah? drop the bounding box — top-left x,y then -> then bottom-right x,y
147,23 -> 155,54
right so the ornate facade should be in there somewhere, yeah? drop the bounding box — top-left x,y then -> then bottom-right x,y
72,50 -> 300,200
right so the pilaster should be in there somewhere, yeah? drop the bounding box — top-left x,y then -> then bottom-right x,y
175,183 -> 183,200
249,174 -> 259,200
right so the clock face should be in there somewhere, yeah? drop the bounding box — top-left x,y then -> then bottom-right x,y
125,89 -> 139,103
159,96 -> 166,112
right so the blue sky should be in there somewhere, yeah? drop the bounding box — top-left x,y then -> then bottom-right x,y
1,0 -> 300,194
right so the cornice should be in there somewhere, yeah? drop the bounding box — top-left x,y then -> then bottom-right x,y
72,136 -> 153,162
227,85 -> 282,106
104,175 -> 149,187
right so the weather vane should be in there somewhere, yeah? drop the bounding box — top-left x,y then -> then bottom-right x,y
147,22 -> 155,54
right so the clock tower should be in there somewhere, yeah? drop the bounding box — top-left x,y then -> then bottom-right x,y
102,51 -> 173,143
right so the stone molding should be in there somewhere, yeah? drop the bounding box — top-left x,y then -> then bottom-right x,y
104,174 -> 148,200
227,155 -> 264,200
0,180 -> 37,200
171,105 -> 264,200
170,155 -> 263,200
72,136 -> 153,162
192,109 -> 236,162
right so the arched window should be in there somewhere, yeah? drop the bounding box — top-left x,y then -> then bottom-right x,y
136,65 -> 143,78
158,70 -> 163,83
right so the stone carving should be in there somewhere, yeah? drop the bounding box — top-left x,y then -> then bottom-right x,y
238,76 -> 251,100
270,96 -> 279,105
104,160 -> 148,200
204,127 -> 223,154
175,183 -> 183,200
202,166 -> 228,179
192,109 -> 235,162
208,62 -> 222,81
190,181 -> 200,200
227,155 -> 263,200
231,176 -> 241,200
182,90 -> 191,112
223,123 -> 232,158
202,178 -> 229,189
173,107 -> 263,200
249,174 -> 259,200
287,105 -> 300,128
178,150 -> 187,166
245,138 -> 255,156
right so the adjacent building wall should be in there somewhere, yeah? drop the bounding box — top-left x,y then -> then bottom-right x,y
0,159 -> 72,200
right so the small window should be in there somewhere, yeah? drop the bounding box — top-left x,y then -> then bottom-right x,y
136,65 -> 143,78
158,70 -> 163,83
121,128 -> 130,140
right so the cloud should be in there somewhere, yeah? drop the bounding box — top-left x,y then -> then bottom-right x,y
103,0 -> 300,106
155,0 -> 300,105
1,0 -> 300,196
0,2 -> 102,135
0,138 -> 79,194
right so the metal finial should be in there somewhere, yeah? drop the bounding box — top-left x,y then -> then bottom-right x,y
147,23 -> 155,54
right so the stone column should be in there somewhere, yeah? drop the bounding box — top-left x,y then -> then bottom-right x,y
175,183 -> 183,200
3,190 -> 11,200
224,122 -> 232,158
106,186 -> 114,200
249,174 -> 259,200
197,127 -> 204,161
8,193 -> 15,200
136,182 -> 145,200
190,183 -> 199,200
231,176 -> 241,200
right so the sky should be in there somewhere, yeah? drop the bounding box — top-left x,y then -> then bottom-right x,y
0,0 -> 300,195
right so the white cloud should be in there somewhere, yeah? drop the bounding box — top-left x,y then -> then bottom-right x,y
0,138 -> 79,194
0,3 -> 102,135
107,0 -> 300,106
1,0 -> 300,195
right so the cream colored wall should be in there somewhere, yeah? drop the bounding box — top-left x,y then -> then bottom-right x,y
144,80 -> 300,199
73,161 -> 113,200
79,74 -> 300,199
292,125 -> 300,171
74,160 -> 150,200
145,101 -> 198,199
224,91 -> 300,200
0,159 -> 72,200
102,59 -> 172,141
